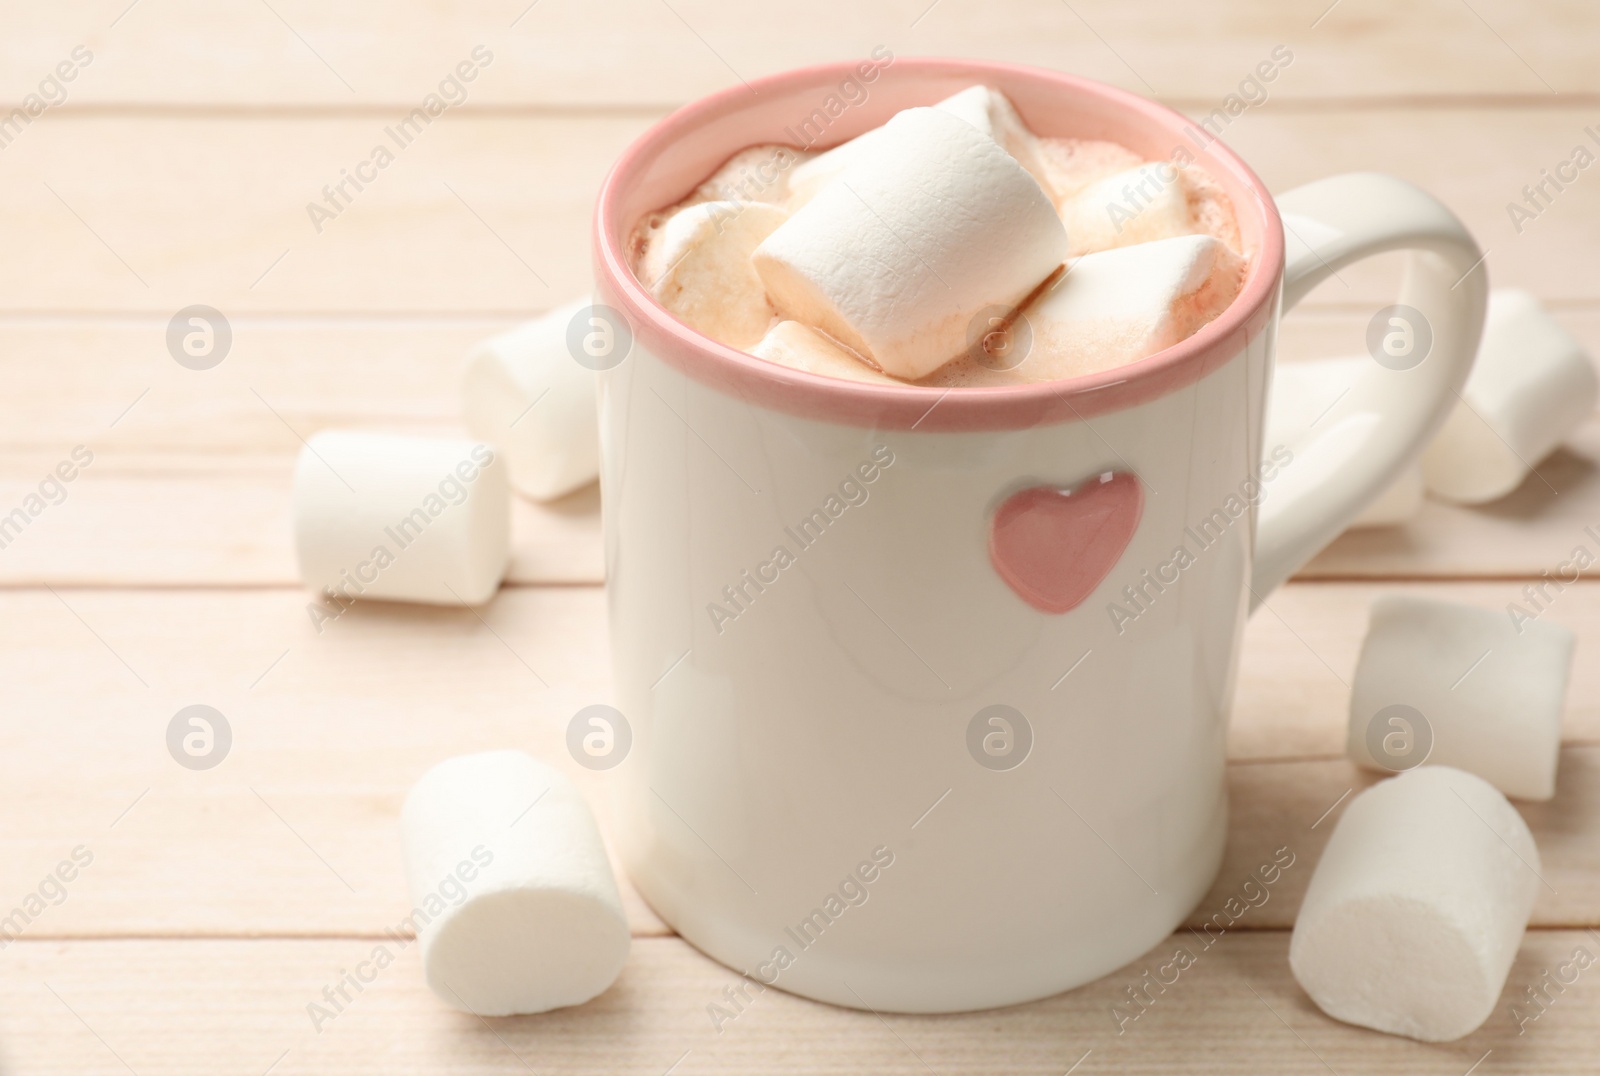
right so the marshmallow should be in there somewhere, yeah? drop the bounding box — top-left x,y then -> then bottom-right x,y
1290,766 -> 1540,1042
1015,234 -> 1244,382
1266,357 -> 1424,528
462,296 -> 600,502
1423,289 -> 1599,504
786,86 -> 1052,208
750,320 -> 898,384
1348,594 -> 1575,800
754,106 -> 1067,380
691,144 -> 799,205
1059,165 -> 1196,254
292,431 -> 509,606
927,85 -> 1052,194
641,200 -> 786,348
400,750 -> 630,1016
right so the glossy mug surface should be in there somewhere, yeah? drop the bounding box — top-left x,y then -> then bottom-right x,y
591,58 -> 1487,1012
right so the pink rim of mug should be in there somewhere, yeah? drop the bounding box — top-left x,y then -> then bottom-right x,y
593,56 -> 1285,432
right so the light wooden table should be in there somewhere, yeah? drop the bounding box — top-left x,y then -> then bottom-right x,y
1,2 -> 1597,1072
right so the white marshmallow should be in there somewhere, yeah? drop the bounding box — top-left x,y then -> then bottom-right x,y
754,106 -> 1066,381
292,431 -> 509,606
1266,357 -> 1424,528
1290,766 -> 1539,1042
462,296 -> 600,502
641,200 -> 786,348
691,144 -> 799,206
1015,234 -> 1244,382
1348,594 -> 1575,800
1423,289 -> 1599,504
400,750 -> 630,1016
928,85 -> 1052,194
786,86 -> 1052,208
749,320 -> 898,384
1060,165 -> 1196,254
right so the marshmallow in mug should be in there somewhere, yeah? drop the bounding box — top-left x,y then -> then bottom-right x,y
751,320 -> 898,384
462,296 -> 601,502
400,750 -> 631,1016
1059,165 -> 1198,255
785,84 -> 1053,207
753,106 -> 1068,380
641,200 -> 786,349
1290,766 -> 1539,1042
292,430 -> 510,607
1348,594 -> 1575,800
1423,289 -> 1599,504
974,234 -> 1244,385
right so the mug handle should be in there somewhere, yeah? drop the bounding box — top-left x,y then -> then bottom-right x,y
1250,172 -> 1489,606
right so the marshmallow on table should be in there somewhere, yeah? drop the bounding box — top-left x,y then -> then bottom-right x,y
1290,766 -> 1539,1042
1059,165 -> 1196,254
786,85 -> 1052,208
754,106 -> 1067,381
641,200 -> 786,349
1349,594 -> 1575,800
401,750 -> 630,1016
462,296 -> 599,502
1266,357 -> 1425,528
750,320 -> 898,384
293,431 -> 509,606
1015,234 -> 1244,382
1423,288 -> 1599,504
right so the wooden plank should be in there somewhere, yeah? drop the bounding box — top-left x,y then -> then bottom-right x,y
1234,580 -> 1600,759
0,311 -> 1595,588
1197,748 -> 1600,931
0,108 -> 1596,313
4,931 -> 1597,1074
0,582 -> 1594,940
2,311 -> 1596,452
0,586 -> 659,937
1,0 -> 1589,108
0,454 -> 603,586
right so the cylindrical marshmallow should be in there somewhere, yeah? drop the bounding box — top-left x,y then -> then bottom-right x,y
640,200 -> 786,349
1348,594 -> 1575,800
750,320 -> 897,384
1290,766 -> 1539,1042
293,430 -> 509,606
400,750 -> 630,1016
1059,165 -> 1196,255
1423,288 -> 1599,504
753,106 -> 1067,381
785,85 -> 1050,208
462,296 -> 600,502
1018,234 -> 1244,382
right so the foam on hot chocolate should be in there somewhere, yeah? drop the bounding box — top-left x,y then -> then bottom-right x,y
629,86 -> 1247,387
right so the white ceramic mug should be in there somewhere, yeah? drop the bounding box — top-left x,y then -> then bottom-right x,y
592,58 -> 1487,1013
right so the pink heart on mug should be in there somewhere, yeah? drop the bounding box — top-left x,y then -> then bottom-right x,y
989,473 -> 1144,614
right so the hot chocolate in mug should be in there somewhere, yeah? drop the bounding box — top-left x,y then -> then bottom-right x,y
591,57 -> 1487,1012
